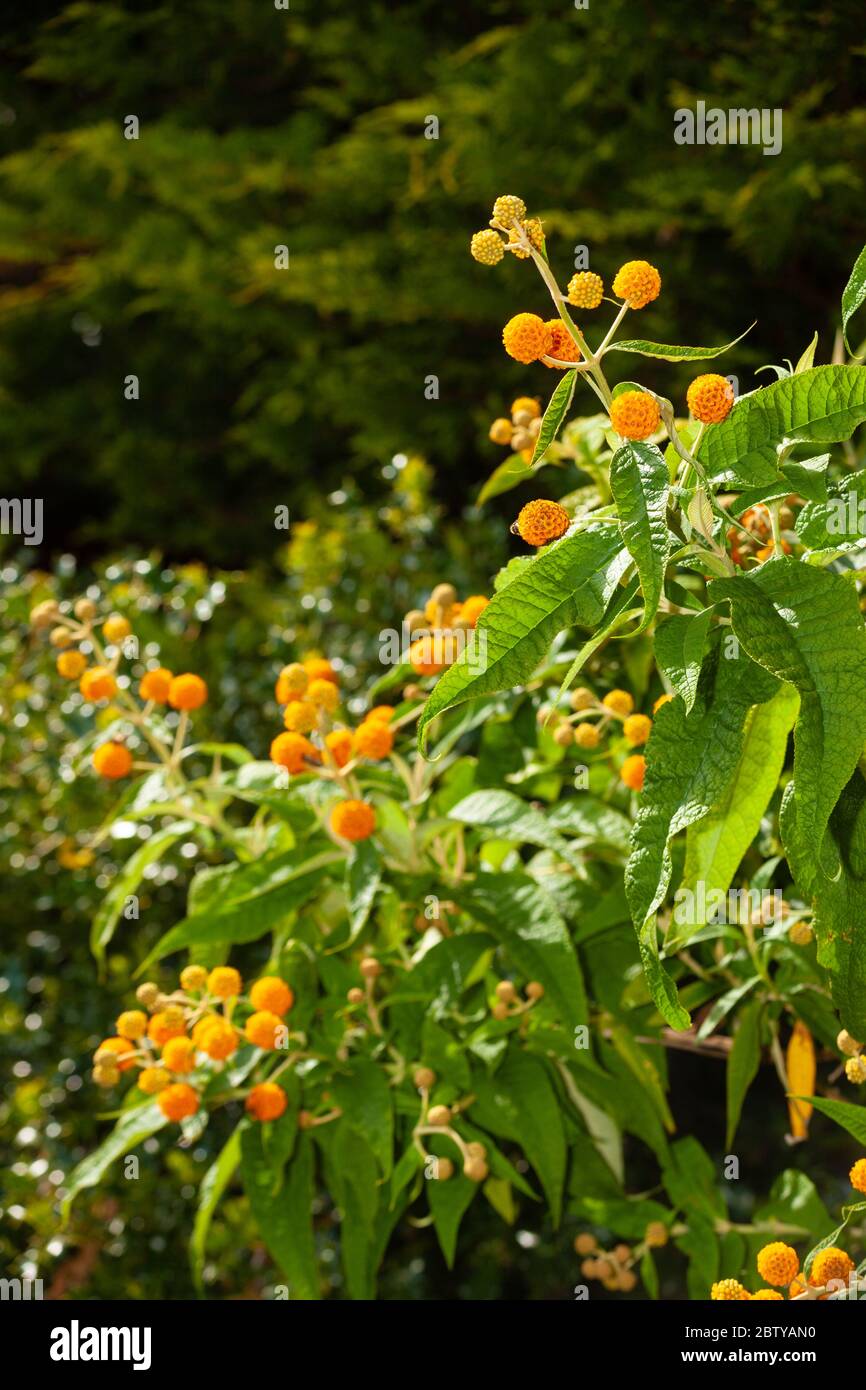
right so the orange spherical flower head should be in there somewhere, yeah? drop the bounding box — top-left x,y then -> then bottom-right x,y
653,692 -> 673,714
409,632 -> 460,677
147,1009 -> 186,1048
460,596 -> 490,628
207,966 -> 242,999
324,728 -> 353,769
94,1036 -> 136,1072
502,313 -> 554,365
139,667 -> 173,704
543,318 -> 582,368
567,271 -> 604,310
115,1010 -> 148,1042
283,699 -> 318,735
612,259 -> 661,309
93,742 -> 133,780
609,390 -> 661,441
138,1066 -> 170,1095
330,799 -> 376,842
194,1017 -> 239,1061
752,1289 -> 783,1301
249,976 -> 295,1017
514,500 -> 570,547
809,1247 -> 854,1288
687,373 -> 735,425
303,656 -> 337,685
168,673 -> 207,711
470,229 -> 504,266
245,1010 -> 284,1051
161,1036 -> 196,1074
158,1082 -> 199,1122
79,665 -> 117,702
756,1242 -> 799,1288
621,754 -> 646,792
306,677 -> 339,714
57,649 -> 87,680
275,662 -> 308,704
850,1157 -> 866,1194
623,713 -> 652,747
710,1279 -> 751,1301
102,614 -> 131,644
511,396 -> 541,420
367,705 -> 395,724
603,688 -> 634,717
246,1082 -> 288,1122
270,731 -> 319,775
353,720 -> 394,761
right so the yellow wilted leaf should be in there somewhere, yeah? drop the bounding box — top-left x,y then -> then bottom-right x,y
786,1020 -> 816,1141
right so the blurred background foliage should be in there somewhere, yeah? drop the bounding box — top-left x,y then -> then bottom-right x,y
2,0 -> 865,1299
1,0 -> 865,560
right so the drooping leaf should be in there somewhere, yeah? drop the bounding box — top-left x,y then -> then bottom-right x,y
418,529 -> 627,750
427,1166 -> 479,1267
673,683 -> 798,945
609,440 -> 671,628
190,1126 -> 242,1294
345,839 -> 382,942
626,650 -> 778,1027
240,1127 -> 320,1299
781,773 -> 866,1040
795,1094 -> 866,1147
62,1102 -> 167,1222
329,1057 -> 394,1177
454,871 -> 588,1029
698,364 -> 866,485
90,820 -> 196,965
710,559 -> 866,858
841,242 -> 866,353
470,1051 -> 566,1223
653,610 -> 712,713
530,368 -> 576,464
726,999 -> 763,1147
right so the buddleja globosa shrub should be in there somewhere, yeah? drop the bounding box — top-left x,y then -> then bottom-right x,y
32,205 -> 866,1300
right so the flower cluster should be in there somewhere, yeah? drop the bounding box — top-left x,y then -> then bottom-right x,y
712,1231 -> 862,1300
92,967 -> 296,1123
488,395 -> 542,460
538,684 -> 666,793
402,583 -> 489,677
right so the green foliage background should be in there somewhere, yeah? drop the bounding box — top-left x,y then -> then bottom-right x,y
2,0 -> 866,1300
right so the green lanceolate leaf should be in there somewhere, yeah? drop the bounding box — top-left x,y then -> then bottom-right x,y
626,651 -> 779,1029
606,325 -> 753,363
653,610 -> 712,713
609,440 -> 671,629
329,1057 -> 394,1177
476,453 -> 535,506
62,1102 -> 167,1222
417,529 -> 627,751
698,364 -> 866,486
841,242 -> 866,354
710,559 -> 866,856
470,1050 -> 566,1224
427,1165 -> 479,1268
672,684 -> 798,946
139,849 -> 339,970
90,820 -> 196,966
448,789 -> 582,869
454,870 -> 588,1029
726,998 -> 763,1147
796,1093 -> 866,1147
345,839 -> 382,942
531,368 -> 576,464
241,1127 -> 320,1299
190,1125 -> 242,1294
781,773 -> 866,1040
